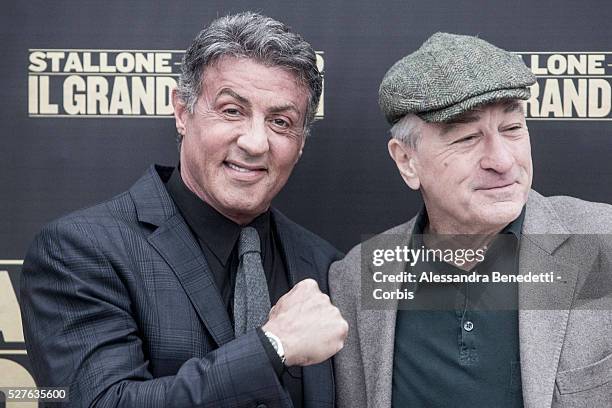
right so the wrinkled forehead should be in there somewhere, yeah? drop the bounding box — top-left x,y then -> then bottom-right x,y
201,56 -> 309,101
409,99 -> 526,141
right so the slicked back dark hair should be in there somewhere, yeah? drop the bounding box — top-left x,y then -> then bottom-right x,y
176,12 -> 322,147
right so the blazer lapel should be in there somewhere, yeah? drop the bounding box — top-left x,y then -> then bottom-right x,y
273,210 -> 318,287
518,191 -> 577,408
131,165 -> 234,347
357,222 -> 413,408
148,214 -> 235,347
273,210 -> 335,408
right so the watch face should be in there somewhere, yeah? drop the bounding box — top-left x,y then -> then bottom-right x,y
265,332 -> 284,363
269,337 -> 280,353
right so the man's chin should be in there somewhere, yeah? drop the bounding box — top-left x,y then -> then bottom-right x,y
478,201 -> 524,226
219,197 -> 270,223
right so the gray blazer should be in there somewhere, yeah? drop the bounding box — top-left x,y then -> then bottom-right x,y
330,190 -> 612,408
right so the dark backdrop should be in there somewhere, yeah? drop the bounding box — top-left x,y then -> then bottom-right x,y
1,0 -> 610,395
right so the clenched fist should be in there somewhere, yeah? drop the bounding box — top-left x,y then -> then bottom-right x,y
262,278 -> 348,367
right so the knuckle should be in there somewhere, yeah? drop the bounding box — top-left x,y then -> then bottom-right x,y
305,278 -> 318,288
331,305 -> 342,317
298,279 -> 316,290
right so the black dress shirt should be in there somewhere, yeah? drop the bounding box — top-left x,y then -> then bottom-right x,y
392,207 -> 526,408
165,167 -> 303,408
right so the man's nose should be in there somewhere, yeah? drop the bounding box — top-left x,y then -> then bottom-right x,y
480,132 -> 514,173
237,119 -> 270,156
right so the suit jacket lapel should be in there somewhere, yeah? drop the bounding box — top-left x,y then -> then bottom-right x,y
357,222 -> 414,408
519,191 -> 577,408
131,165 -> 234,347
273,210 -> 335,408
148,214 -> 235,347
273,210 -> 317,287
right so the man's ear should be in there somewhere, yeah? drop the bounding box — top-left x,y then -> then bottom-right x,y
388,138 -> 420,190
172,89 -> 188,136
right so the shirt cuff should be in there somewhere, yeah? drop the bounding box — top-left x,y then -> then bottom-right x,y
256,327 -> 285,378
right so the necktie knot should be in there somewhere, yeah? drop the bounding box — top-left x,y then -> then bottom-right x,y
239,226 -> 261,257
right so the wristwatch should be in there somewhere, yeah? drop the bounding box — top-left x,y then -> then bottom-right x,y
264,331 -> 286,365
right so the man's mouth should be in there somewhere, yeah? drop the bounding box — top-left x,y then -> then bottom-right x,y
224,161 -> 267,175
476,182 -> 516,190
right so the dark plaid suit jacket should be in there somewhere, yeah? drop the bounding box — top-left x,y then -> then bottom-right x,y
20,165 -> 342,408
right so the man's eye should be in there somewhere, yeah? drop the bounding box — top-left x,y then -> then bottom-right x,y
504,125 -> 522,131
272,118 -> 290,128
223,108 -> 241,116
453,135 -> 477,144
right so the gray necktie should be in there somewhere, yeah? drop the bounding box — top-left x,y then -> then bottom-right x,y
233,226 -> 271,337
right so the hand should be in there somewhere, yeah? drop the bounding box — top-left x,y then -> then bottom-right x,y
262,278 -> 348,367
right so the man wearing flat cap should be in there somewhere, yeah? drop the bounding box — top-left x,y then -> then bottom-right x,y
330,33 -> 612,408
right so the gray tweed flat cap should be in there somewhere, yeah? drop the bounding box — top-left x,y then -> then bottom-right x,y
379,32 -> 536,123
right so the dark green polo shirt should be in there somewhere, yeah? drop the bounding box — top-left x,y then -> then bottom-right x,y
392,207 -> 525,408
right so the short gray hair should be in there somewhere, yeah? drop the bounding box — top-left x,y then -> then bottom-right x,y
390,114 -> 422,149
176,12 -> 322,147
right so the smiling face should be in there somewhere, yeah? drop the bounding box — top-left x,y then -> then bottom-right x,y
388,100 -> 533,235
173,56 -> 309,225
